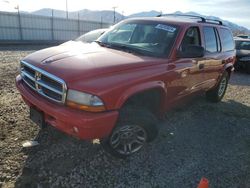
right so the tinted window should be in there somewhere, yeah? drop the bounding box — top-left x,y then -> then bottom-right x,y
203,27 -> 217,53
181,27 -> 201,49
219,28 -> 234,51
237,35 -> 249,39
99,21 -> 179,57
235,41 -> 250,50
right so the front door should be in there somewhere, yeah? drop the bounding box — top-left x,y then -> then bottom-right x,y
166,26 -> 206,103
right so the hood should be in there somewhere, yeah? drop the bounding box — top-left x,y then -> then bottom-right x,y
23,41 -> 165,83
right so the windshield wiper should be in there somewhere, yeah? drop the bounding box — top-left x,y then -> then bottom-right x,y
94,41 -> 158,57
94,40 -> 111,47
115,44 -> 162,57
94,41 -> 136,53
107,43 -> 150,56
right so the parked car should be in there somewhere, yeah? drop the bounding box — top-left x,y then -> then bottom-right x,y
16,15 -> 235,158
61,29 -> 108,46
236,35 -> 250,39
75,28 -> 108,43
234,37 -> 250,73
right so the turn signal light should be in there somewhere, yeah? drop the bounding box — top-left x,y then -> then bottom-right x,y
66,101 -> 106,112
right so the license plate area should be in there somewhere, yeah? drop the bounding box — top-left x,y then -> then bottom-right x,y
30,107 -> 45,128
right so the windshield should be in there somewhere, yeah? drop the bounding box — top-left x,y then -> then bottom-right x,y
76,29 -> 107,43
97,20 -> 179,57
236,41 -> 250,50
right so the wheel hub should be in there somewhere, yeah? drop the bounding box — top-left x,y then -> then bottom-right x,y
110,125 -> 147,155
218,77 -> 227,97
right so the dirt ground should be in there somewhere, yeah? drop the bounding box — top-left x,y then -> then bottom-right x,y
0,45 -> 250,188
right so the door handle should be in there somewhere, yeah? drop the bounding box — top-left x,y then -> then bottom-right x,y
198,63 -> 204,69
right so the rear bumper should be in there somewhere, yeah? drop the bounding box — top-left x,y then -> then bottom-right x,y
235,59 -> 250,68
16,75 -> 118,140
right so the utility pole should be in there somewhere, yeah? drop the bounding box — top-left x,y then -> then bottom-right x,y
51,9 -> 54,40
100,16 -> 103,28
15,4 -> 23,40
112,6 -> 117,24
2,0 -> 22,39
78,12 -> 80,36
66,0 -> 68,19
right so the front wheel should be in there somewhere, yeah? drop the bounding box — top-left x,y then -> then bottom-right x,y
101,106 -> 158,158
206,71 -> 229,102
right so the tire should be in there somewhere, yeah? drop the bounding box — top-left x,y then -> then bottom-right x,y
206,71 -> 229,102
234,63 -> 241,72
246,64 -> 250,74
101,106 -> 158,158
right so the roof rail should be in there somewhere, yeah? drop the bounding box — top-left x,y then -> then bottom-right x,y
157,14 -> 223,25
202,18 -> 223,25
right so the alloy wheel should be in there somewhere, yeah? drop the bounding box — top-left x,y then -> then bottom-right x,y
109,125 -> 147,155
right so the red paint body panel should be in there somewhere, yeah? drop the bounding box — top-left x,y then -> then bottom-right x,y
16,75 -> 118,139
16,18 -> 236,140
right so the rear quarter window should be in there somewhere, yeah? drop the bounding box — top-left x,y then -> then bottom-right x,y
219,28 -> 235,51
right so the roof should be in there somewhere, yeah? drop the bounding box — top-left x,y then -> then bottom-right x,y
234,37 -> 250,41
124,17 -> 228,29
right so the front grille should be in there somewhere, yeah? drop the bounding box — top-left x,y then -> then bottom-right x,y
20,61 -> 67,103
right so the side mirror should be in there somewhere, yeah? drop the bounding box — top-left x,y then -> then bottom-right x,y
177,45 -> 205,58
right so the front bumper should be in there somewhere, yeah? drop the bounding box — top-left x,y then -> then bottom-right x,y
16,75 -> 119,140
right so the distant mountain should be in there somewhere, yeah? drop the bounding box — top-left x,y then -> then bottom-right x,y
32,8 -> 65,18
183,11 -> 250,35
32,8 -> 124,23
132,10 -> 250,35
30,9 -> 249,35
128,10 -> 161,18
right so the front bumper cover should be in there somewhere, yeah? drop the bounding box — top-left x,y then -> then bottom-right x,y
16,75 -> 118,140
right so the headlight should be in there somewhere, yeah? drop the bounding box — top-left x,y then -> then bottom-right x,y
66,89 -> 105,112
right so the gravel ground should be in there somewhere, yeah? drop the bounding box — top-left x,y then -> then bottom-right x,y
0,45 -> 250,188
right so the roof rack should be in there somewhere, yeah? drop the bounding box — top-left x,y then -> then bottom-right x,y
203,18 -> 223,25
157,14 -> 223,25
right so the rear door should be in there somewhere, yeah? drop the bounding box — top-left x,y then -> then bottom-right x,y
202,26 -> 235,90
218,28 -> 235,69
202,26 -> 223,89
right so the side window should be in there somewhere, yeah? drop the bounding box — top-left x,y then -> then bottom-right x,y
180,27 -> 201,51
219,28 -> 235,51
203,27 -> 218,53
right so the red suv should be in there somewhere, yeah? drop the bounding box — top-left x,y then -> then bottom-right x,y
16,15 -> 235,158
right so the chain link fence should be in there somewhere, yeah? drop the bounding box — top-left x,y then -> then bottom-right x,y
0,11 -> 111,43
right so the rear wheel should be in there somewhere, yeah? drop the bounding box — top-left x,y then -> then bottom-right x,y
234,62 -> 241,71
101,106 -> 158,158
206,71 -> 229,102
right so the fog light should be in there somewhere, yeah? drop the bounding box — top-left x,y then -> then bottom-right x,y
73,126 -> 79,133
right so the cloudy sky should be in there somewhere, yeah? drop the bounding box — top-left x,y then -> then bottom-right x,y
0,0 -> 249,29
